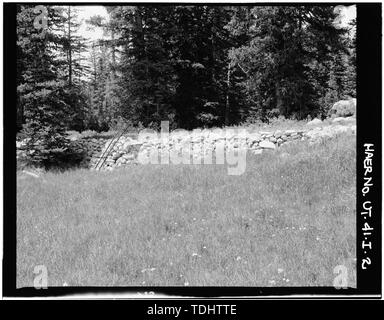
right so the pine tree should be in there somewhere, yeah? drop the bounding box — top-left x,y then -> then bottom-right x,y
56,6 -> 89,131
17,5 -> 72,167
227,6 -> 347,120
86,9 -> 122,130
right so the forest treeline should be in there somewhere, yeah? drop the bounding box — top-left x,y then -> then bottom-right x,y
16,5 -> 355,164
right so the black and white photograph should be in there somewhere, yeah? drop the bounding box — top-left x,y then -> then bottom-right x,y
2,1 -> 381,300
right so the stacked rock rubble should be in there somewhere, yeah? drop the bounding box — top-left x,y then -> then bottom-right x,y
91,122 -> 356,171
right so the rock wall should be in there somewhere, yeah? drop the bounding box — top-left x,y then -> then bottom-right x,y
91,122 -> 356,171
16,107 -> 356,171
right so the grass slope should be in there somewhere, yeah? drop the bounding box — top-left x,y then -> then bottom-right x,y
17,133 -> 356,287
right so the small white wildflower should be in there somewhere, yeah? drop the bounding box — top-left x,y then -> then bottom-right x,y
184,281 -> 189,286
63,282 -> 68,287
236,256 -> 242,261
277,268 -> 284,274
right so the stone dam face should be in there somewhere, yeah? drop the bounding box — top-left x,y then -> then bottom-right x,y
85,121 -> 356,171
16,118 -> 356,171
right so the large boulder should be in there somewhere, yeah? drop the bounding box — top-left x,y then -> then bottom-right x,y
330,98 -> 356,117
306,118 -> 322,126
259,140 -> 276,150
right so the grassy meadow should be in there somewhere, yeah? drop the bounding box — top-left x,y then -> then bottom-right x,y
17,133 -> 356,288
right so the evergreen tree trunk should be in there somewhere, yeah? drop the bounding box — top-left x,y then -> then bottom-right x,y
225,61 -> 231,126
110,30 -> 117,81
68,6 -> 72,87
276,84 -> 284,115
